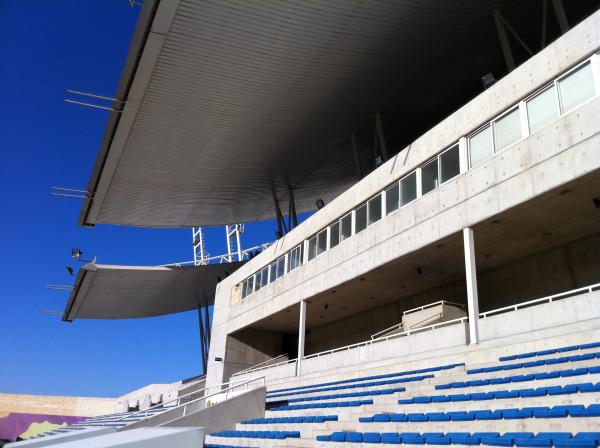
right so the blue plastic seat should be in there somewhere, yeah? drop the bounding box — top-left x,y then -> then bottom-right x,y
557,345 -> 580,353
449,393 -> 470,402
431,395 -> 450,402
534,371 -> 559,380
448,411 -> 474,421
363,432 -> 381,444
502,409 -> 532,419
381,433 -> 402,444
373,413 -> 390,422
577,382 -> 600,392
407,413 -> 427,422
472,410 -> 502,420
492,390 -> 519,399
316,434 -> 331,442
518,388 -> 545,398
390,413 -> 408,422
402,434 -> 426,444
345,432 -> 362,443
329,432 -> 346,442
471,392 -> 492,400
398,398 -> 413,404
413,396 -> 431,403
489,377 -> 511,385
427,412 -> 450,422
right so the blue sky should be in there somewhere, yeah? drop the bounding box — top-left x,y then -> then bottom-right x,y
0,1 -> 278,398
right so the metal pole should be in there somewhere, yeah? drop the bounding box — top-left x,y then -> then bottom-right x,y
463,228 -> 480,345
493,10 -> 515,72
375,113 -> 389,161
551,0 -> 570,34
198,308 -> 207,373
351,134 -> 363,179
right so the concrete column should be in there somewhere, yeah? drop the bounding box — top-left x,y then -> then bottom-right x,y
296,300 -> 307,376
463,228 -> 480,345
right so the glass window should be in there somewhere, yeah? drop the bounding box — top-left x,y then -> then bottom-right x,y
330,221 -> 340,248
316,229 -> 327,255
367,194 -> 382,225
307,236 -> 317,261
241,280 -> 248,299
355,204 -> 367,233
469,126 -> 493,167
493,107 -> 521,151
259,266 -> 269,287
400,172 -> 417,206
340,213 -> 352,241
246,276 -> 254,295
385,182 -> 399,215
276,256 -> 285,278
558,62 -> 595,113
421,158 -> 438,195
269,263 -> 277,283
289,245 -> 303,271
254,271 -> 262,291
527,85 -> 559,134
440,145 -> 460,183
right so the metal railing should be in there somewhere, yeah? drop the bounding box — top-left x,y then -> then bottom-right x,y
116,376 -> 265,423
232,357 -> 298,377
160,242 -> 273,267
234,354 -> 289,376
479,283 -> 600,319
403,300 -> 466,316
305,316 -> 469,360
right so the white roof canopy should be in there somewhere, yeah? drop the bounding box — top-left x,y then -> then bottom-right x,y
63,262 -> 240,321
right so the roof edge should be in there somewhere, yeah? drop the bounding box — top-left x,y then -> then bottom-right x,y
78,0 -> 161,227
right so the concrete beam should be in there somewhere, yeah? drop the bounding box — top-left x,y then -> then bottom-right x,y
296,300 -> 307,376
463,228 -> 480,345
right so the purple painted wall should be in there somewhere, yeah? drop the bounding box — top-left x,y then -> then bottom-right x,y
0,412 -> 86,441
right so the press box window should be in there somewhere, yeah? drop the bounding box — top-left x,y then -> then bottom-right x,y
340,213 -> 352,241
316,229 -> 328,255
439,145 -> 460,183
307,236 -> 317,261
469,126 -> 493,167
558,62 -> 595,114
259,266 -> 269,288
367,194 -> 382,225
288,245 -> 303,271
527,85 -> 558,134
330,221 -> 340,248
254,271 -> 263,291
400,172 -> 417,206
493,107 -> 521,152
421,158 -> 438,195
355,204 -> 367,233
385,182 -> 399,215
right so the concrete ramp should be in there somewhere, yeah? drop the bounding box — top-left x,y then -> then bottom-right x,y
9,428 -> 203,448
5,428 -> 116,448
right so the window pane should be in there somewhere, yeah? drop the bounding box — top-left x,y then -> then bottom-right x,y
469,126 -> 493,166
308,237 -> 317,261
247,276 -> 254,294
385,182 -> 399,215
558,62 -> 595,113
276,257 -> 285,277
269,263 -> 277,282
316,229 -> 327,255
261,267 -> 269,287
368,194 -> 382,225
440,145 -> 460,183
421,159 -> 438,194
355,204 -> 367,233
341,214 -> 352,241
527,86 -> 559,134
254,271 -> 262,291
330,222 -> 340,248
494,107 -> 521,151
289,246 -> 302,271
400,172 -> 417,206
241,281 -> 248,298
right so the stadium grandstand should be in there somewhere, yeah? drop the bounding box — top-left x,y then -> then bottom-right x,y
5,0 -> 600,447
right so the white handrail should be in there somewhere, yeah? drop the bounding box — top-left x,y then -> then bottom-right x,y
117,376 -> 265,422
403,300 -> 466,316
479,283 -> 600,319
371,322 -> 404,340
160,243 -> 273,267
304,316 -> 468,360
235,354 -> 289,376
231,357 -> 298,377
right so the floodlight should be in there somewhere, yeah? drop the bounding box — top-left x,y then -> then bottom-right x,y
316,199 -> 325,209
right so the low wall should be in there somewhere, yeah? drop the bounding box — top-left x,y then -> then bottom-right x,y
479,289 -> 600,341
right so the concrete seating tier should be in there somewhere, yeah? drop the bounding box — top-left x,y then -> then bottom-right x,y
314,431 -> 600,446
266,364 -> 464,397
467,352 -> 600,375
271,399 -> 373,411
499,343 -> 600,362
210,430 -> 300,440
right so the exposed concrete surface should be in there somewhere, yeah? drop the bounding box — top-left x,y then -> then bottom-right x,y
0,394 -> 115,418
5,428 -> 116,448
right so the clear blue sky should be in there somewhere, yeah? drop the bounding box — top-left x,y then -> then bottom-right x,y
0,1 -> 279,398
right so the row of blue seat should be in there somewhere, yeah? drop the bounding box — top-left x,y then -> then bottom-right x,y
499,342 -> 600,362
271,399 -> 373,411
210,430 -> 300,439
437,366 -> 600,390
315,431 -> 600,447
358,404 -> 600,422
400,381 -> 600,403
285,386 -> 405,403
241,415 -> 337,424
205,445 -> 253,448
266,363 -> 464,396
267,374 -> 434,399
468,352 -> 600,374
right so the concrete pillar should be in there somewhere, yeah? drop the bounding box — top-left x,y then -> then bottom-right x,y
296,300 -> 307,376
463,228 -> 480,345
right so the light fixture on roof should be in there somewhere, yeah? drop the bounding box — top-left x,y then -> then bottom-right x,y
481,72 -> 496,89
71,248 -> 94,263
316,199 -> 325,210
374,154 -> 384,168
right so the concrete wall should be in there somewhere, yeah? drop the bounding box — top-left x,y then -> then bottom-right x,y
206,12 -> 600,386
0,394 -> 115,418
222,329 -> 284,381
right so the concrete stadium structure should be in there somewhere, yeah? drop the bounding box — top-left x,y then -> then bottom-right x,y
15,0 -> 600,447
